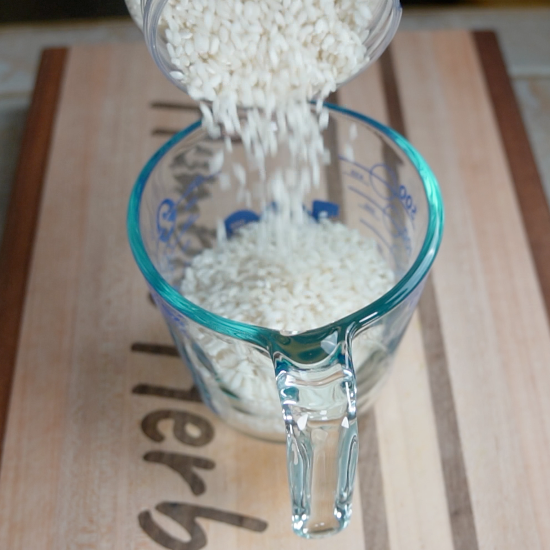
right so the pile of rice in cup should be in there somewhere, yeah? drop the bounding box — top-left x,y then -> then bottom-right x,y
129,0 -> 395,426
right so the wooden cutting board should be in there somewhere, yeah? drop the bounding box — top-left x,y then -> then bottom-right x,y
1,30 -> 550,550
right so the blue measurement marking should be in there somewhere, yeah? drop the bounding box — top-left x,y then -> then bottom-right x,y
155,172 -> 215,260
157,199 -> 177,243
179,239 -> 192,253
340,156 -> 417,227
361,201 -> 377,218
349,185 -> 409,246
178,214 -> 199,238
342,169 -> 365,183
312,200 -> 339,220
181,174 -> 205,201
339,156 -> 398,189
349,186 -> 383,217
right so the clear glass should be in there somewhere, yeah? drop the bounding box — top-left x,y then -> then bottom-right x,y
127,0 -> 402,102
127,105 -> 444,538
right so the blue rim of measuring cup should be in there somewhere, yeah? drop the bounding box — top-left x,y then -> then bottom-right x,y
127,103 -> 444,349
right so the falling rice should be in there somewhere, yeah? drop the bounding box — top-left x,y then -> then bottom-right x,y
127,0 -> 394,425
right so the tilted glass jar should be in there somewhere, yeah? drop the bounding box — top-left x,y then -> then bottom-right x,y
125,0 -> 402,102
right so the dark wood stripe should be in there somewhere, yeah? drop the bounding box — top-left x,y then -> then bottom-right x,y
378,47 -> 409,243
418,279 -> 479,550
474,31 -> 550,320
0,48 -> 68,462
329,85 -> 388,548
380,46 -> 479,550
379,47 -> 404,134
325,91 -> 344,217
131,342 -> 179,357
359,411 -> 390,550
151,101 -> 200,112
152,128 -> 180,137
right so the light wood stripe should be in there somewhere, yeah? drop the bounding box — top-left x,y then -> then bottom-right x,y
1,34 -> 550,549
392,30 -> 550,549
358,413 -> 390,550
340,59 -> 454,550
375,313 -> 454,550
324,86 -> 388,549
380,46 -> 479,550
417,279 -> 479,550
473,31 -> 550,320
0,44 -> 366,550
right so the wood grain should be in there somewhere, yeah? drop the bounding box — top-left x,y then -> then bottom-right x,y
474,31 -> 550,321
392,30 -> 550,548
0,43 -> 365,550
337,64 -> 391,550
375,313 -> 455,550
2,32 -> 550,550
417,278 -> 479,550
340,61 -> 454,550
380,45 -> 479,550
0,48 -> 67,463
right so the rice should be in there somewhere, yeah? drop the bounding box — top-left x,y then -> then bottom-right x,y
181,215 -> 394,418
127,0 -> 397,424
160,0 -> 378,106
182,216 -> 393,332
125,0 -> 381,218
157,0 -> 380,221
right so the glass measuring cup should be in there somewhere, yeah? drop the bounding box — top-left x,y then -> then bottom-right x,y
127,104 -> 443,538
126,0 -> 402,101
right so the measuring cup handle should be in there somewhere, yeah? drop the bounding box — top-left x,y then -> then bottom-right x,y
273,338 -> 358,538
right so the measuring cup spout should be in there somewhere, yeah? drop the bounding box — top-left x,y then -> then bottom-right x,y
272,329 -> 359,538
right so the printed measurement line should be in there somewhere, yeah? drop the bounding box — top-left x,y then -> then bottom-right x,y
182,175 -> 206,201
183,195 -> 199,212
349,185 -> 385,213
351,187 -> 410,253
342,170 -> 365,182
174,214 -> 200,251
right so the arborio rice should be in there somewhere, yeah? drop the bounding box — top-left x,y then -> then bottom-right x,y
161,0 -> 379,202
162,0 -> 378,106
182,217 -> 393,332
127,0 -> 395,429
126,0 -> 380,202
127,0 -> 379,104
181,216 -> 394,421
